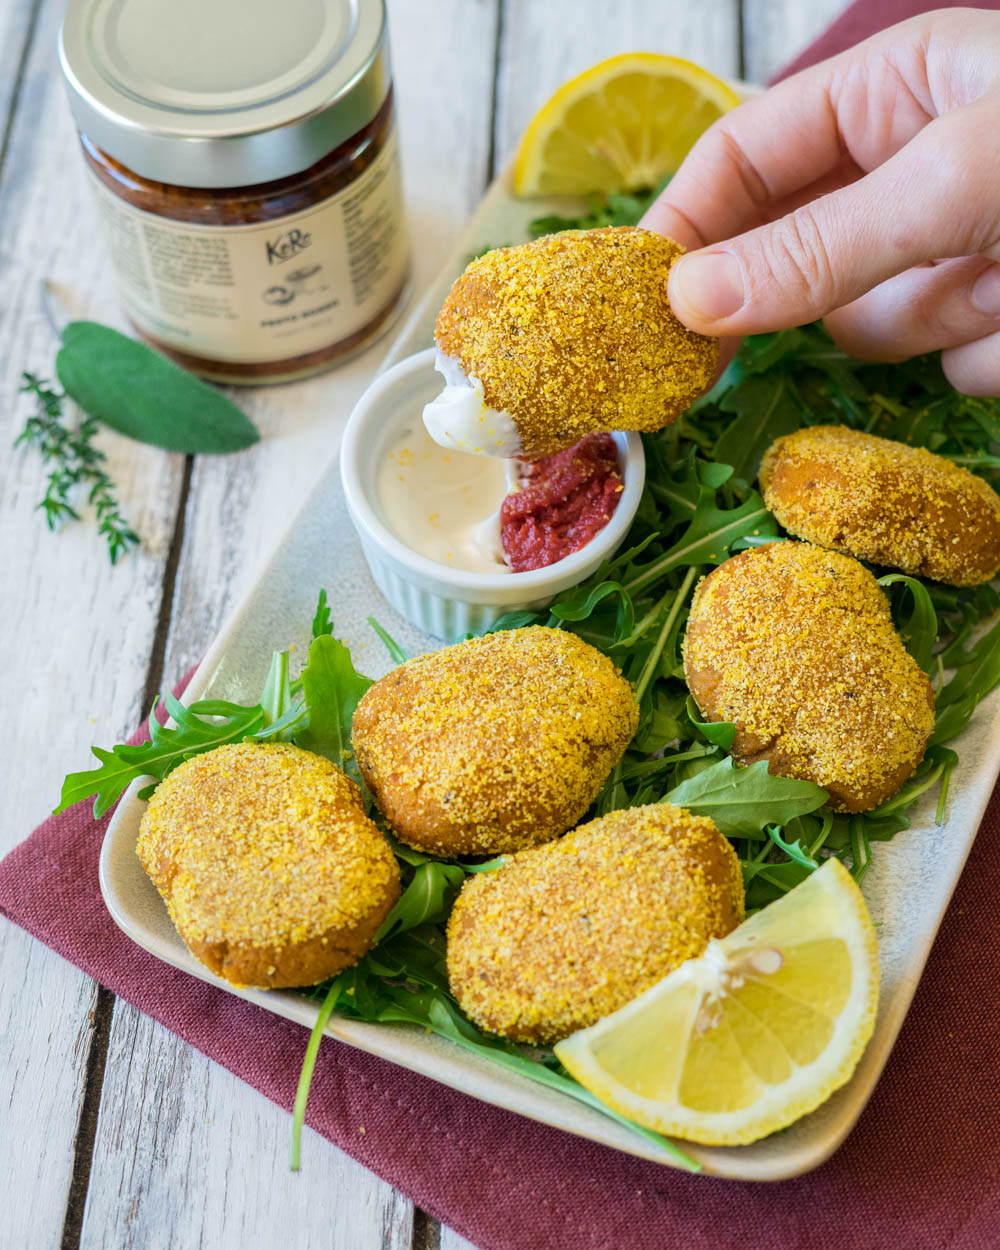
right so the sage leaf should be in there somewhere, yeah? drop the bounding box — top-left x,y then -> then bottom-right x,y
56,321 -> 259,453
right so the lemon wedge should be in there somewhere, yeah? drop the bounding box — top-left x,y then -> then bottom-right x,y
512,53 -> 742,197
554,858 -> 879,1146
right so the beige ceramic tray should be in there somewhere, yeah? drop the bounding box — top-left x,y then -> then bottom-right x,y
100,163 -> 1000,1182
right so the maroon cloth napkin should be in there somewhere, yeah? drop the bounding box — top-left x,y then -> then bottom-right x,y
5,6 -> 1000,1248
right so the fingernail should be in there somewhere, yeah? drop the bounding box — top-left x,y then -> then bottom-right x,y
971,265 -> 1000,316
672,251 -> 745,323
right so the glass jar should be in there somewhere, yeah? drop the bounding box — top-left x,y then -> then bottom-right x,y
59,0 -> 410,384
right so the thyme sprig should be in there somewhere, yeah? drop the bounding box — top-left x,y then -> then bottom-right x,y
16,372 -> 138,564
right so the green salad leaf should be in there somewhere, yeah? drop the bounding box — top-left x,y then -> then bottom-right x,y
375,861 -> 466,942
311,589 -> 333,638
662,758 -> 829,837
295,633 -> 373,784
56,695 -> 266,818
877,574 -> 938,674
367,615 -> 408,664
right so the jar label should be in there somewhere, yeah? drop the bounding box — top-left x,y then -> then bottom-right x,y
88,129 -> 409,365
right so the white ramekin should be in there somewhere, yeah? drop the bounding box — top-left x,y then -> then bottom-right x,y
340,347 -> 646,641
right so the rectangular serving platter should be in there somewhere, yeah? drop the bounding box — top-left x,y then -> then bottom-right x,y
100,163 -> 1000,1182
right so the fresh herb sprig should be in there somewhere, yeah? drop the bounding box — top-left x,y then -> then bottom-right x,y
16,320 -> 260,563
17,373 -> 139,564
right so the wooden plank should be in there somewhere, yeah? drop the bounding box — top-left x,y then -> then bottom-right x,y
79,3 -> 502,1248
742,0 -> 849,84
493,0 -> 742,171
77,1009 -> 415,1250
0,0 -> 185,1245
0,0 -> 38,156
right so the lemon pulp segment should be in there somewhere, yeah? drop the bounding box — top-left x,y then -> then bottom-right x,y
554,858 -> 879,1146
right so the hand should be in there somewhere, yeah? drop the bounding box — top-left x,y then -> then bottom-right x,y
642,8 -> 1000,395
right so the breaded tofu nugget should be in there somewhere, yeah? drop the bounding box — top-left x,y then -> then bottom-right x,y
759,424 -> 1000,586
137,742 -> 400,988
446,804 -> 744,1044
425,227 -> 718,460
352,626 -> 638,856
683,543 -> 935,812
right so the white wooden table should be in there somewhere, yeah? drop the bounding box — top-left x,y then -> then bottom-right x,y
0,3 -> 848,1246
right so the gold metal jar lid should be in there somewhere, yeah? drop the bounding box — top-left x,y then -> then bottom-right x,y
59,0 -> 390,189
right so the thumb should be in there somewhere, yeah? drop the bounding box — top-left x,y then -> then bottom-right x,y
667,101 -> 1000,336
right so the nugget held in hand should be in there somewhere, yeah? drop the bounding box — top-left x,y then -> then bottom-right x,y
351,626 -> 638,856
683,542 -> 935,812
425,227 -> 718,460
137,742 -> 400,988
759,424 -> 1000,586
446,804 -> 744,1044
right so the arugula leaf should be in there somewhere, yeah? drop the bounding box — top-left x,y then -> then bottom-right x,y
878,574 -> 938,673
623,488 -> 778,596
293,934 -> 700,1174
422,996 -> 699,1170
685,695 -> 736,750
711,373 -> 803,483
312,590 -> 333,639
296,633 -> 373,782
257,650 -> 299,734
460,855 -> 507,874
551,581 -> 635,641
56,694 -> 265,817
662,757 -> 829,837
630,687 -> 687,754
375,862 -> 466,942
488,609 -> 548,633
765,824 -> 819,869
527,181 -> 669,240
56,321 -> 259,454
367,615 -> 408,665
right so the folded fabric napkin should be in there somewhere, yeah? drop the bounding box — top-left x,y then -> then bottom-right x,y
4,4 -> 1000,1248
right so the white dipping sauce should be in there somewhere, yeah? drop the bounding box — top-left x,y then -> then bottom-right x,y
377,420 -> 515,574
421,350 -> 521,458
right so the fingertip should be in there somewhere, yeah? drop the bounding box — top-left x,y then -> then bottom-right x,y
668,251 -> 746,333
941,332 -> 1000,397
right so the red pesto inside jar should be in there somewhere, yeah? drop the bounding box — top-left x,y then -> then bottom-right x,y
500,433 -> 624,573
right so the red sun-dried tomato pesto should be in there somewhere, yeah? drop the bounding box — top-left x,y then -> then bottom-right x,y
501,434 -> 624,573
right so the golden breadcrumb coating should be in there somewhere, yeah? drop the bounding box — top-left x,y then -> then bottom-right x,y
137,742 -> 400,989
446,804 -> 744,1044
435,226 -> 718,459
760,424 -> 1000,587
352,626 -> 638,856
683,542 -> 935,813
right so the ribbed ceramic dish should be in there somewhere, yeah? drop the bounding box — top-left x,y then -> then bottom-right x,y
100,159 -> 1000,1182
339,346 -> 646,640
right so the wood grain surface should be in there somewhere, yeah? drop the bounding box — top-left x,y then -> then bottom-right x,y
0,3 -> 847,1248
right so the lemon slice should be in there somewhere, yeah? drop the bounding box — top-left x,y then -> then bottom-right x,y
512,53 -> 742,197
554,858 -> 879,1146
